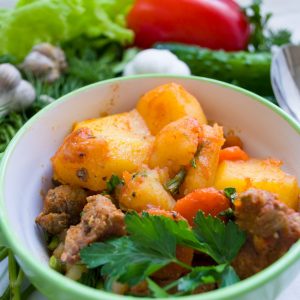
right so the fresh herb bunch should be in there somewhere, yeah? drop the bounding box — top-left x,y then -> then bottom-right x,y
245,0 -> 292,51
80,211 -> 246,297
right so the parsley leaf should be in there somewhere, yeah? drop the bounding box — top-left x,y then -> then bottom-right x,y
224,187 -> 237,204
164,168 -> 186,195
193,211 -> 246,264
146,278 -> 170,298
220,266 -> 240,288
106,175 -> 124,194
126,212 -> 177,257
244,0 -> 291,51
80,212 -> 245,294
127,212 -> 204,257
78,268 -> 102,288
80,237 -> 172,288
177,264 -> 226,293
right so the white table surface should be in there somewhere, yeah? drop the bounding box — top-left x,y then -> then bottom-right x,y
0,0 -> 300,299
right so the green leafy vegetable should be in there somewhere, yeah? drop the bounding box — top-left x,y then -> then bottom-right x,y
193,211 -> 246,264
224,187 -> 237,204
244,0 -> 291,51
220,266 -> 240,288
81,211 -> 246,295
78,268 -> 103,289
81,236 -> 172,288
106,175 -> 124,194
177,264 -> 226,292
0,0 -> 134,60
164,168 -> 186,195
146,278 -> 169,298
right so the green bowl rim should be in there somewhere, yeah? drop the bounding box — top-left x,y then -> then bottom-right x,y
1,74 -> 300,300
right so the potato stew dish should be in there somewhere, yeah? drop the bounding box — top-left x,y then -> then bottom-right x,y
36,83 -> 300,297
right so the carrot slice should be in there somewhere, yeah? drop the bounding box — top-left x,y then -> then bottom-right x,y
219,146 -> 249,163
174,187 -> 230,225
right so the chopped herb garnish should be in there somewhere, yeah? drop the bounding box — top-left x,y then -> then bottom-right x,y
164,168 -> 186,195
190,157 -> 197,169
224,187 -> 237,204
190,142 -> 204,168
106,175 -> 124,194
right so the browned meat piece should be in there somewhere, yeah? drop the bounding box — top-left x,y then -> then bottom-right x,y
61,195 -> 125,263
36,185 -> 87,235
232,188 -> 300,279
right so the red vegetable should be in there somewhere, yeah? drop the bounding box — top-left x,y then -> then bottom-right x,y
219,146 -> 249,163
174,187 -> 230,225
127,0 -> 250,51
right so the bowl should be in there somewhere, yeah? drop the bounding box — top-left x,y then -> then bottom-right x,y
0,75 -> 300,300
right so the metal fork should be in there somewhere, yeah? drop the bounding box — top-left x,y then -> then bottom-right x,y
271,45 -> 300,123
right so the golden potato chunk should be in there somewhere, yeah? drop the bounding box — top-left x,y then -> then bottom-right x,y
117,168 -> 175,212
74,109 -> 150,136
149,117 -> 201,177
52,110 -> 154,191
180,124 -> 225,195
136,83 -> 207,135
214,159 -> 299,209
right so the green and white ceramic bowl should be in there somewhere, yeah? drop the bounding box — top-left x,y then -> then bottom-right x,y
0,75 -> 300,300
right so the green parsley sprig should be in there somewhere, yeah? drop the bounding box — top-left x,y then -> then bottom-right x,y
80,211 -> 246,296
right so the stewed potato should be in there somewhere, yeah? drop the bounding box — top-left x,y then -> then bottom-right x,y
117,167 -> 175,211
52,110 -> 154,191
137,83 -> 207,135
180,124 -> 224,195
214,159 -> 299,209
149,117 -> 202,177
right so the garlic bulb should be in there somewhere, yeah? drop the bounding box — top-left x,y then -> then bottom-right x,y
0,63 -> 21,92
0,63 -> 36,116
9,80 -> 36,110
20,43 -> 67,83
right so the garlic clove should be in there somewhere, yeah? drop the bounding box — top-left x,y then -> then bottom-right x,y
39,94 -> 55,104
20,43 -> 68,83
33,43 -> 67,72
10,80 -> 36,111
21,51 -> 55,77
0,63 -> 22,92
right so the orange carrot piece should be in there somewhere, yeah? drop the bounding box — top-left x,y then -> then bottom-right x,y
174,187 -> 230,225
219,146 -> 249,163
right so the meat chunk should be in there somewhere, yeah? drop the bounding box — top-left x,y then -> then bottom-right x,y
61,195 -> 125,263
36,185 -> 87,235
232,188 -> 300,279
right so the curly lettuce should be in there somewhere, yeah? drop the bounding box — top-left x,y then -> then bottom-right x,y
0,0 -> 134,60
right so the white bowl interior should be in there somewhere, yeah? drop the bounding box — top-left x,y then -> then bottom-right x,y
3,76 -> 300,265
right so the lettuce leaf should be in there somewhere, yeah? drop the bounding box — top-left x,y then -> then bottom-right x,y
0,0 -> 134,60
